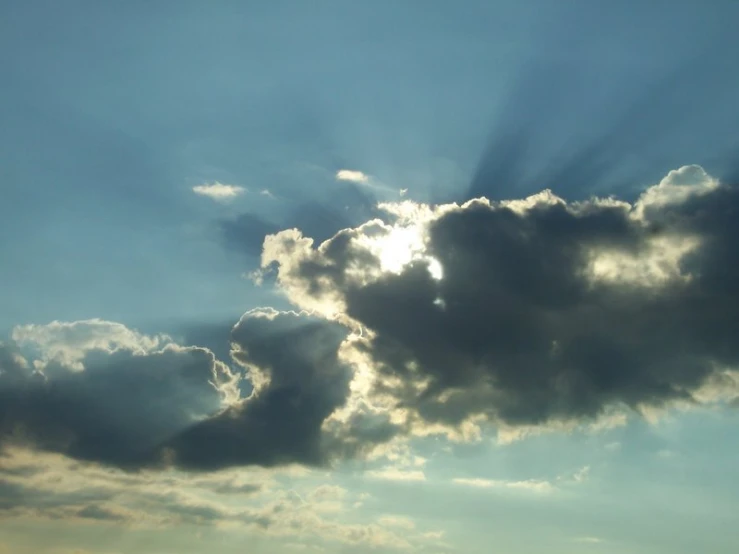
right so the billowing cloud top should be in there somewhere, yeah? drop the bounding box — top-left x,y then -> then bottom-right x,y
2,166 -> 739,473
260,165 -> 739,438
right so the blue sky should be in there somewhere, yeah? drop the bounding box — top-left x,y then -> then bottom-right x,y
2,1 -> 739,553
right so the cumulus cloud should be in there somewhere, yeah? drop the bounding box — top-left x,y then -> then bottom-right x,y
164,309 -> 359,470
192,182 -> 245,201
259,165 -> 739,440
0,321 -> 240,468
0,313 -> 398,472
4,165 -> 739,476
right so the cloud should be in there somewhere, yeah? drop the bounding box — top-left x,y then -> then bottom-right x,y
572,466 -> 590,483
1,322 -> 240,469
162,309 -> 362,470
378,515 -> 416,530
260,165 -> 739,440
11,319 -> 169,371
192,182 -> 245,201
573,536 -> 604,544
336,169 -> 369,184
0,447 -> 441,551
451,477 -> 554,493
365,468 -> 426,482
5,165 -> 739,477
0,312 -> 401,472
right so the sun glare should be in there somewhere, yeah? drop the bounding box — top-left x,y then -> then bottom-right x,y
363,225 -> 444,281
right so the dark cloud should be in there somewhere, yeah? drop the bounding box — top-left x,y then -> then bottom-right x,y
264,167 -> 739,433
0,338 -> 236,468
4,167 -> 738,473
164,310 -> 357,470
0,312 -> 399,472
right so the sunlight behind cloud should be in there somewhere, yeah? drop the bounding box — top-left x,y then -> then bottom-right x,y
352,217 -> 444,281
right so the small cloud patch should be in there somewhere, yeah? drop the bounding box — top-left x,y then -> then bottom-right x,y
192,182 -> 246,201
336,169 -> 370,184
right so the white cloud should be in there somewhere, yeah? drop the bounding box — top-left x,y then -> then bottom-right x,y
335,169 -> 370,184
573,536 -> 604,544
452,477 -> 554,493
572,466 -> 590,483
192,182 -> 246,201
0,447 -> 437,551
378,515 -> 416,530
554,465 -> 592,485
11,319 -> 169,371
365,468 -> 427,482
633,164 -> 718,219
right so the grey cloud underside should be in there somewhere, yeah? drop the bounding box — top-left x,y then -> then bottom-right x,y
0,344 -> 231,468
164,311 -> 399,471
277,183 -> 739,428
0,313 -> 387,472
164,312 -> 356,470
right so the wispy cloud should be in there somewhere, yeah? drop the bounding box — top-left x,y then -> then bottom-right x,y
0,447 -> 433,551
561,465 -> 591,484
452,477 -> 554,493
335,169 -> 370,184
192,182 -> 246,201
377,515 -> 416,530
573,536 -> 604,544
365,468 -> 426,482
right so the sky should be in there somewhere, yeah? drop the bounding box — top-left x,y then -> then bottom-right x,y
1,1 -> 739,553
